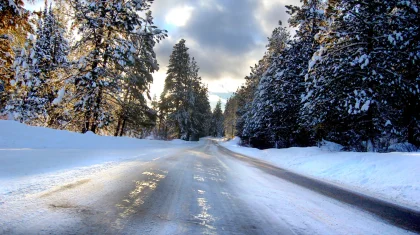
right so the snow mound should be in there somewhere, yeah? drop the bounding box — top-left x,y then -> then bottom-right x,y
225,136 -> 241,147
84,131 -> 96,136
388,142 -> 418,152
221,137 -> 420,211
0,120 -> 197,197
0,120 -> 187,149
319,140 -> 344,152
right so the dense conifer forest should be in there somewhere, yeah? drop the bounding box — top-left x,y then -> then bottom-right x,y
1,0 -> 419,152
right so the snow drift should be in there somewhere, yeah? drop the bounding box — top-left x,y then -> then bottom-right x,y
0,120 -> 196,197
220,137 -> 420,211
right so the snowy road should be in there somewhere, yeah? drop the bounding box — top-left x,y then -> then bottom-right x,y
0,140 -> 417,234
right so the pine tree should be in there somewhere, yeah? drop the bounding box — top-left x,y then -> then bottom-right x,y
224,96 -> 238,139
189,58 -> 212,140
6,34 -> 41,122
391,1 -> 420,147
266,1 -> 325,148
6,5 -> 69,124
242,22 -> 291,148
210,100 -> 224,137
160,39 -> 192,139
301,0 -> 420,151
69,0 -> 167,133
159,40 -> 211,140
113,10 -> 164,137
236,62 -> 267,145
0,0 -> 31,109
239,1 -> 325,149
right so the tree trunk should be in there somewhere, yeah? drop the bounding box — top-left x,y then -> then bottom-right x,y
114,116 -> 123,136
82,111 -> 91,133
119,118 -> 127,136
90,86 -> 103,133
90,17 -> 113,133
115,88 -> 131,136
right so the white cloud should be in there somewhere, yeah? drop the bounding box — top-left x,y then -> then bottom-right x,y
165,6 -> 194,27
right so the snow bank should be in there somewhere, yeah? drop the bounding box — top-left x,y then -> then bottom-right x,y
220,137 -> 420,211
0,120 -> 177,149
0,120 -> 197,197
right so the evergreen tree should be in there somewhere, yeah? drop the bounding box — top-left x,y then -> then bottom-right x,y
236,62 -> 266,145
0,0 -> 31,109
266,1 -> 325,148
114,10 -> 164,137
69,0 -> 166,133
6,5 -> 69,124
160,39 -> 192,139
224,96 -> 238,139
242,22 -> 291,148
5,35 -> 37,122
189,59 -> 212,140
240,1 -> 326,149
391,1 -> 420,147
210,100 -> 224,137
301,0 -> 420,151
160,40 -> 211,140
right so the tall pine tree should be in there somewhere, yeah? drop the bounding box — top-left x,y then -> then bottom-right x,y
210,100 -> 224,137
160,40 -> 211,140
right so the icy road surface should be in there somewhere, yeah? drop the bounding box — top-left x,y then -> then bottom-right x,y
0,140 -> 416,234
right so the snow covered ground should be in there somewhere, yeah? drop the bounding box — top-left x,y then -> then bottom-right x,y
0,121 -> 417,234
219,137 -> 420,211
0,120 -> 197,201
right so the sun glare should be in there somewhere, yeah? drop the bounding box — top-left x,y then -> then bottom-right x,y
165,6 -> 194,27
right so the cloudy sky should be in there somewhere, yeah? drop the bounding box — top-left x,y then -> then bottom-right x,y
148,0 -> 301,108
25,0 -> 301,108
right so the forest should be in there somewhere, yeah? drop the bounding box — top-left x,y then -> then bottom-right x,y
223,0 -> 420,152
0,0 -> 224,140
1,0 -> 419,152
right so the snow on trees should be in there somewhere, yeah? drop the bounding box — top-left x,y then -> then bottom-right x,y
2,0 -> 167,137
242,22 -> 292,148
1,0 -> 419,150
159,39 -> 211,141
301,0 -> 420,151
224,96 -> 239,139
5,5 -> 69,125
69,0 -> 167,133
210,100 -> 224,137
242,0 -> 325,149
232,0 -> 419,151
0,0 -> 32,109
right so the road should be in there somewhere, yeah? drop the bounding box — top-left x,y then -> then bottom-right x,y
3,139 -> 417,234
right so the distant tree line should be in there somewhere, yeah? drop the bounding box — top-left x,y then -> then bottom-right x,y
224,0 -> 420,152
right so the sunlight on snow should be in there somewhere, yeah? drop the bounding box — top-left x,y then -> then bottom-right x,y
113,169 -> 167,230
194,192 -> 217,234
